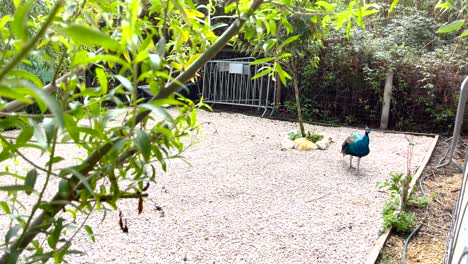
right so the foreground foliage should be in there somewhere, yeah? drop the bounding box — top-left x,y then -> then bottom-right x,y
0,0 -> 395,262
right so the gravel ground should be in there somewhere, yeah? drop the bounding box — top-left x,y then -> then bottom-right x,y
0,110 -> 435,263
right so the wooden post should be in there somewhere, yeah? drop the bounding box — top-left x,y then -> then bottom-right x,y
380,71 -> 393,130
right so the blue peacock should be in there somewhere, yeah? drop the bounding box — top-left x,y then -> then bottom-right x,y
341,127 -> 371,173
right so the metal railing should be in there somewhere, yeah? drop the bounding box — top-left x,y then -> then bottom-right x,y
445,76 -> 468,264
201,58 -> 276,117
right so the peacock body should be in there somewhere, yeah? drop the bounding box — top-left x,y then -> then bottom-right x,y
341,128 -> 371,172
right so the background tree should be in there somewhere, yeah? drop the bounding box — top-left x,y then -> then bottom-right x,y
234,0 -> 380,136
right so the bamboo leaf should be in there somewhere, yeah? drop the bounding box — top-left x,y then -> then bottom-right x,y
388,0 -> 400,15
11,0 -> 33,40
0,201 -> 11,214
315,1 -> 335,12
262,39 -> 277,52
0,85 -> 33,104
278,35 -> 300,50
346,20 -> 352,39
84,225 -> 95,242
95,68 -> 108,95
9,69 -> 44,88
437,20 -> 465,33
60,24 -> 120,51
252,67 -> 272,80
459,29 -> 468,38
251,57 -> 275,65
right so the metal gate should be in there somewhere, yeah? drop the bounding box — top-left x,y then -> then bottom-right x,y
201,57 -> 276,117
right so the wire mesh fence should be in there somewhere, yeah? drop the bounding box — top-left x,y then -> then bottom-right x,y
283,69 -> 465,134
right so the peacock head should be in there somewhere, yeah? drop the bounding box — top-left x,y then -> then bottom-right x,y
365,127 -> 371,135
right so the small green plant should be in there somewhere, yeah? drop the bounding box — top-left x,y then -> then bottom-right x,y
383,209 -> 416,233
378,170 -> 417,233
288,130 -> 323,143
381,195 -> 416,233
409,195 -> 431,208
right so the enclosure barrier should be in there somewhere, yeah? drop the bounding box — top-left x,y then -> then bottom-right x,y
437,77 -> 468,172
445,76 -> 468,264
201,57 -> 276,117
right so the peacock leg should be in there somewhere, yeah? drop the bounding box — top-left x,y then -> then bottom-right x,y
349,156 -> 352,168
357,158 -> 361,174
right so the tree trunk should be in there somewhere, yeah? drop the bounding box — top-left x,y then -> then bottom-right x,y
292,62 -> 305,136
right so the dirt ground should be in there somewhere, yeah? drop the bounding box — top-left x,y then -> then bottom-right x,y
377,139 -> 464,264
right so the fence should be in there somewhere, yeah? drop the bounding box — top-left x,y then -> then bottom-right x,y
289,67 -> 464,133
443,77 -> 468,264
201,57 -> 276,117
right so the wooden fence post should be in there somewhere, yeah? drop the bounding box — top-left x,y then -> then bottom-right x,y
380,71 -> 393,129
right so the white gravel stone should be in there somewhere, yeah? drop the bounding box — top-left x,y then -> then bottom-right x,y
0,109 -> 435,263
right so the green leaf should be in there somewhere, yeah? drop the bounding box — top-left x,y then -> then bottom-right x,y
24,169 -> 37,195
278,35 -> 300,50
54,242 -> 71,263
388,0 -> 400,15
58,179 -> 71,198
0,85 -> 33,104
346,20 -> 352,39
275,63 -> 291,85
171,0 -> 191,26
95,68 -> 108,95
47,218 -> 63,249
252,67 -> 273,80
43,117 -> 56,146
59,24 -> 120,51
436,2 -> 453,9
135,130 -> 151,162
30,119 -> 47,149
335,10 -> 352,29
114,75 -> 133,92
9,70 -> 44,88
190,108 -> 197,127
281,17 -> 293,33
11,0 -> 33,40
68,168 -> 96,198
84,225 -> 95,242
459,29 -> 468,38
64,114 -> 79,142
437,20 -> 465,33
29,86 -> 64,128
262,39 -> 277,52
139,103 -> 175,124
16,126 -> 34,146
0,185 -> 27,192
251,57 -> 275,65
356,3 -> 364,28
315,1 -> 335,12
149,54 -> 161,69
0,201 -> 11,214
